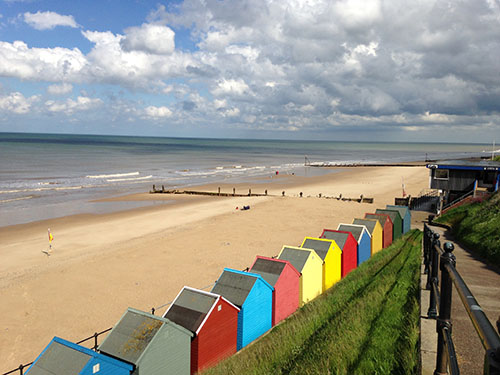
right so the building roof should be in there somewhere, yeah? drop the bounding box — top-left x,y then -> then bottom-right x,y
211,269 -> 272,307
99,308 -> 192,365
375,209 -> 402,223
164,287 -> 218,334
365,213 -> 392,226
320,230 -> 348,249
386,205 -> 410,219
278,246 -> 315,273
427,159 -> 500,171
301,237 -> 333,261
27,337 -> 133,375
337,224 -> 370,242
352,218 -> 378,235
250,257 -> 286,287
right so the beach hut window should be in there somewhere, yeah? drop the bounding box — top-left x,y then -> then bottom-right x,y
218,304 -> 222,311
93,363 -> 100,373
434,169 -> 449,180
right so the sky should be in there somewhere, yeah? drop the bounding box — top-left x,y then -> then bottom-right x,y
0,0 -> 499,142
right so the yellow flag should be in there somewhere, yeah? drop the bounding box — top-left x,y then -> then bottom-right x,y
48,229 -> 53,243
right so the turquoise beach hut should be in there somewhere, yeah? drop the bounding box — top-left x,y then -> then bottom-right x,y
337,223 -> 372,265
386,205 -> 411,234
211,268 -> 273,351
26,337 -> 133,375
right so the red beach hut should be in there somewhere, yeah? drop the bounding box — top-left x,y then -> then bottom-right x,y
249,256 -> 300,326
365,213 -> 393,248
319,229 -> 357,277
164,287 -> 240,374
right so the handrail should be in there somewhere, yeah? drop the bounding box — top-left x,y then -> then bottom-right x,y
441,189 -> 474,211
424,224 -> 500,374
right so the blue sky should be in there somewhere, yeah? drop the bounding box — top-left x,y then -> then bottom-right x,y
0,0 -> 499,142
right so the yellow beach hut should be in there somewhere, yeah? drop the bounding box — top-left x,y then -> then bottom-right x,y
352,218 -> 383,255
278,246 -> 323,306
300,237 -> 342,292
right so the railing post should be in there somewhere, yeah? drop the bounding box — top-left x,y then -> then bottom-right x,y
434,242 -> 456,375
93,332 -> 98,351
424,224 -> 431,274
19,364 -> 24,375
426,230 -> 438,290
427,233 -> 440,319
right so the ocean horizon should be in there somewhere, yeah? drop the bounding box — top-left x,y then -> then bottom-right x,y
0,132 -> 493,226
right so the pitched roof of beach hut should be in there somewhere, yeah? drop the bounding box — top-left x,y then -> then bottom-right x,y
164,287 -> 239,334
250,256 -> 300,325
26,337 -> 133,375
375,209 -> 403,240
211,268 -> 274,350
352,218 -> 383,255
365,213 -> 393,248
301,237 -> 342,291
277,246 -> 323,305
249,256 -> 300,287
386,205 -> 411,234
319,230 -> 358,277
164,287 -> 240,374
99,307 -> 193,374
337,223 -> 372,265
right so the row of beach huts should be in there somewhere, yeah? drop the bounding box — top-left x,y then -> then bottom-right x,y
25,205 -> 411,375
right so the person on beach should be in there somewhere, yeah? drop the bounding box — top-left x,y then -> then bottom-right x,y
47,228 -> 53,253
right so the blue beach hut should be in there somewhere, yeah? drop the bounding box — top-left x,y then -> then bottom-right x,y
386,205 -> 411,234
211,268 -> 273,350
26,336 -> 133,375
337,223 -> 372,265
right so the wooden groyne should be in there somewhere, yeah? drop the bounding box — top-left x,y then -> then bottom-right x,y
150,185 -> 268,197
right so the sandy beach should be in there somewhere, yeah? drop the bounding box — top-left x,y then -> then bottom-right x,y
0,165 -> 429,371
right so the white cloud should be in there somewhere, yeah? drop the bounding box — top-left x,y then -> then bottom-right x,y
47,83 -> 73,95
121,23 -> 175,55
145,105 -> 172,118
0,92 -> 39,114
212,78 -> 250,96
24,11 -> 78,30
45,96 -> 102,114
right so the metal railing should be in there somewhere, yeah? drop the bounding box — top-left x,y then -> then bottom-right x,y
441,189 -> 474,213
423,224 -> 500,374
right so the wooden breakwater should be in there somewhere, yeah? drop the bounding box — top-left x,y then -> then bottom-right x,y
150,185 -> 268,197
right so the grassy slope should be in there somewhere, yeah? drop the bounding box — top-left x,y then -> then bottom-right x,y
204,231 -> 422,375
436,192 -> 500,266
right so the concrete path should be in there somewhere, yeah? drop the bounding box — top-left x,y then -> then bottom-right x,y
418,221 -> 500,374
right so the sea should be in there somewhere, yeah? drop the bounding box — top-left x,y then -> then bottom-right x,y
0,132 -> 493,227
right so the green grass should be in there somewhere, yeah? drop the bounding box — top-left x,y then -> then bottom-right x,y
204,231 -> 422,375
493,155 -> 500,162
436,192 -> 500,266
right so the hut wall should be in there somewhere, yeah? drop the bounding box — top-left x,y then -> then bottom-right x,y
376,209 -> 402,240
357,232 -> 372,265
238,279 -> 273,350
365,214 -> 393,248
386,205 -> 411,234
192,298 -> 238,374
370,221 -> 383,254
323,242 -> 342,290
300,254 -> 323,304
82,357 -> 133,375
272,264 -> 300,325
137,323 -> 191,375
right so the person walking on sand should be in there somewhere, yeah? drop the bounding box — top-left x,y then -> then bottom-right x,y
47,228 -> 54,253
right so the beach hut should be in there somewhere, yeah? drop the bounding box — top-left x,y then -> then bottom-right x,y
249,256 -> 300,325
364,213 -> 393,248
300,237 -> 342,291
337,224 -> 372,265
277,246 -> 323,305
26,336 -> 133,375
376,209 -> 403,241
352,218 -> 383,255
98,307 -> 193,375
211,268 -> 273,350
386,205 -> 412,234
320,230 -> 358,277
163,287 -> 240,374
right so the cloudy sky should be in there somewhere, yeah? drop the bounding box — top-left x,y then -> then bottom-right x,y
0,0 -> 499,142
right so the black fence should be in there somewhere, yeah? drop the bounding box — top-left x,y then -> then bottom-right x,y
423,224 -> 500,374
2,328 -> 112,375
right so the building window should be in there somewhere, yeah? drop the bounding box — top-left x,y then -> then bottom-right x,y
434,169 -> 449,180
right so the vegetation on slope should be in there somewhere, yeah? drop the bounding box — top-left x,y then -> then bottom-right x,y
204,231 -> 422,375
436,192 -> 500,266
494,155 -> 500,162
